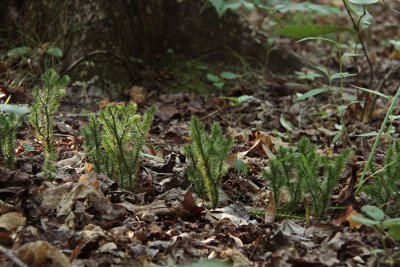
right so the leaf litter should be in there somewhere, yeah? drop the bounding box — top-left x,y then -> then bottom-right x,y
2,8 -> 400,267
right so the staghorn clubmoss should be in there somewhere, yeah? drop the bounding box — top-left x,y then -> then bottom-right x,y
362,140 -> 400,216
29,69 -> 70,180
0,112 -> 20,169
263,137 -> 351,218
184,116 -> 233,208
83,103 -> 156,191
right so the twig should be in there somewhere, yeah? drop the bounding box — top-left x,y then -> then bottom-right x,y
0,244 -> 28,267
61,50 -> 141,81
200,107 -> 223,121
342,1 -> 375,121
369,63 -> 400,118
383,0 -> 400,15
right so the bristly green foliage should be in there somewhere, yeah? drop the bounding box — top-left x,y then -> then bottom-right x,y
363,140 -> 400,216
29,69 -> 70,180
0,112 -> 20,169
83,103 -> 156,191
184,116 -> 234,208
262,137 -> 351,218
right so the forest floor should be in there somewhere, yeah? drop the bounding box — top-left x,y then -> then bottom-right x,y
1,2 -> 400,267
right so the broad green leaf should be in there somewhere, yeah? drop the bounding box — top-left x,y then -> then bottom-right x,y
298,37 -> 341,47
330,72 -> 357,81
382,218 -> 400,228
208,0 -> 224,16
297,88 -> 330,101
237,95 -> 253,103
234,159 -> 246,173
275,24 -> 352,39
214,81 -> 225,89
46,47 -> 63,58
333,131 -> 342,143
341,94 -> 358,102
345,0 -> 374,29
349,0 -> 379,4
313,65 -> 330,77
275,2 -> 340,15
341,52 -> 364,60
280,116 -> 293,132
388,224 -> 400,240
220,71 -> 239,79
362,205 -> 385,221
352,85 -> 390,100
7,47 -> 32,58
22,143 -> 36,152
351,215 -> 379,226
356,131 -> 378,137
0,104 -> 30,114
337,105 -> 347,114
207,74 -> 220,82
219,96 -> 238,103
389,115 -> 400,121
208,0 -> 251,17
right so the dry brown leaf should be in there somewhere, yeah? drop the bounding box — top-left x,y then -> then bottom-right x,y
0,212 -> 26,231
265,191 -> 276,223
332,205 -> 362,229
128,85 -> 146,103
181,188 -> 205,219
17,240 -> 72,267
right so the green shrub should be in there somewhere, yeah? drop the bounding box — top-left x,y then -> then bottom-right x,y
29,69 -> 70,180
83,103 -> 156,191
263,137 -> 351,218
184,116 -> 234,208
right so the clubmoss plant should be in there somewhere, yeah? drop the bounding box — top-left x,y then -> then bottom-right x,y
29,69 -> 70,180
184,116 -> 234,208
263,137 -> 351,218
362,140 -> 400,216
83,103 -> 156,191
0,112 -> 20,169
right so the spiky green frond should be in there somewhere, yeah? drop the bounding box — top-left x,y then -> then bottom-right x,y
363,140 -> 400,215
28,69 -> 69,180
184,116 -> 233,208
82,103 -> 156,191
263,137 -> 351,218
0,112 -> 20,169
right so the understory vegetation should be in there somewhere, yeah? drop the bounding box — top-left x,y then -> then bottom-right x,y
1,0 -> 400,266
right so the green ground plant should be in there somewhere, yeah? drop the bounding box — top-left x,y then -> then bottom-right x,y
352,205 -> 400,263
362,140 -> 400,216
0,111 -> 20,169
263,137 -> 351,218
29,69 -> 70,180
83,103 -> 156,191
184,116 -> 234,208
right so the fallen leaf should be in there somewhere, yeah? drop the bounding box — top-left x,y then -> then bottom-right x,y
332,205 -> 362,229
180,187 -> 205,219
265,191 -> 276,223
128,85 -> 146,103
156,105 -> 180,122
0,212 -> 26,231
17,241 -> 72,267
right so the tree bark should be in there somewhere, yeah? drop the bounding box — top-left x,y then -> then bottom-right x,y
4,0 -> 306,97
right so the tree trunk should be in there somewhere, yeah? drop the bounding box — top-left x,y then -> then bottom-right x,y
4,0 -> 305,97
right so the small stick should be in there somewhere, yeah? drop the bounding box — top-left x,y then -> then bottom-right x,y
369,63 -> 400,118
0,244 -> 28,267
200,107 -> 223,121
